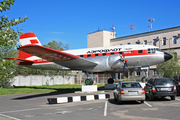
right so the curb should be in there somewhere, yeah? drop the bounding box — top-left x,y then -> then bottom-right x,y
47,94 -> 110,104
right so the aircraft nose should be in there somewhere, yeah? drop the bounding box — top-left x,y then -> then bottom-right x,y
164,52 -> 172,62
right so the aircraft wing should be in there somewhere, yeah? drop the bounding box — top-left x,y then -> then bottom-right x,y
18,44 -> 97,70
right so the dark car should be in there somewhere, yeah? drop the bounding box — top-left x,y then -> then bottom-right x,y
144,78 -> 177,100
173,74 -> 180,95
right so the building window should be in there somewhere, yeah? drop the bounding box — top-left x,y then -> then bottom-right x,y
153,39 -> 157,46
128,43 -> 131,45
163,37 -> 166,45
135,71 -> 140,76
144,40 -> 147,45
173,36 -> 177,44
154,70 -> 157,75
136,42 -> 140,44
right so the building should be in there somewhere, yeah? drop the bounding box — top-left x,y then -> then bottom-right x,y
87,30 -> 116,48
87,26 -> 180,81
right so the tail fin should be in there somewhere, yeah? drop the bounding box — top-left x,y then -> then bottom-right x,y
19,32 -> 41,59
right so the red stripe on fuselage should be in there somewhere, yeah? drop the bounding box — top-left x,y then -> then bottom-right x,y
22,49 -> 162,65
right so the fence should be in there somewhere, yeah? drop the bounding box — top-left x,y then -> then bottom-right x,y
10,75 -> 75,86
74,76 -> 110,84
9,74 -> 111,86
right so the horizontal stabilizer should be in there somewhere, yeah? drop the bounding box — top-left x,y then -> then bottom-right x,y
4,57 -> 34,64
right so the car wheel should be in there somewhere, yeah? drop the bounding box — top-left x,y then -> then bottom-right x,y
149,95 -> 154,101
171,96 -> 175,100
145,93 -> 148,99
113,93 -> 117,101
141,100 -> 144,104
107,78 -> 114,84
177,91 -> 180,96
117,96 -> 122,104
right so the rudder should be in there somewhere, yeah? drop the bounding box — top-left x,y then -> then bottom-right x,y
19,32 -> 41,59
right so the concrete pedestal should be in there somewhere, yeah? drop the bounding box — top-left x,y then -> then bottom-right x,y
105,84 -> 116,89
82,85 -> 97,92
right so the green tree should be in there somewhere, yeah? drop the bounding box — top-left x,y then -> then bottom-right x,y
0,0 -> 28,87
44,40 -> 69,50
43,40 -> 71,76
15,40 -> 71,76
157,50 -> 180,78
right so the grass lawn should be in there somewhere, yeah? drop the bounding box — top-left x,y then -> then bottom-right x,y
0,84 -> 104,95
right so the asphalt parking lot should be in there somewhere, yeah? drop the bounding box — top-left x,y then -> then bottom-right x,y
0,90 -> 180,120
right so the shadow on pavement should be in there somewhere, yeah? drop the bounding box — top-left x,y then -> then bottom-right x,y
11,86 -> 107,100
11,86 -> 81,100
108,98 -> 141,105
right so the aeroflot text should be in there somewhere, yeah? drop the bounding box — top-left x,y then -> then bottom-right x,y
87,48 -> 122,54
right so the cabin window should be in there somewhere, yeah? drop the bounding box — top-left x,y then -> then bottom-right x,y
87,54 -> 91,57
95,54 -> 99,56
128,43 -> 131,45
138,50 -> 143,53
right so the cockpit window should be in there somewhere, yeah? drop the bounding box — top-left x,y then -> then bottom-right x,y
148,48 -> 161,54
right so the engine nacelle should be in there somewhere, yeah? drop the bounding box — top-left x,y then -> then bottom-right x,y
108,55 -> 124,69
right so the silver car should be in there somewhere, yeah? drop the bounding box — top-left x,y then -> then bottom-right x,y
113,81 -> 145,104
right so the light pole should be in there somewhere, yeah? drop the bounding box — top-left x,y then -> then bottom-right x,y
148,18 -> 155,31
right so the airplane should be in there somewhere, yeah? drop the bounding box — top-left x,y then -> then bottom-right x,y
5,32 -> 172,85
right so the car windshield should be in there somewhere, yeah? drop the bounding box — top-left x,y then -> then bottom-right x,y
154,79 -> 174,86
122,82 -> 142,88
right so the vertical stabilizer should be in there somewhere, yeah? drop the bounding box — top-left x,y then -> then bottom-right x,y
19,32 -> 41,59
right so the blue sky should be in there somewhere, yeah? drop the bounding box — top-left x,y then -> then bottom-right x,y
3,0 -> 180,49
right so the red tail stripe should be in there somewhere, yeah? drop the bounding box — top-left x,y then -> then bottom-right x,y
20,32 -> 36,39
30,39 -> 39,44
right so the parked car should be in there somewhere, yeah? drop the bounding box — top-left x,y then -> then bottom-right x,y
172,74 -> 180,95
113,81 -> 145,104
144,78 -> 177,101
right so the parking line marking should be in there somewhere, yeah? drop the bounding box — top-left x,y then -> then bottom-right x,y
0,113 -> 21,120
104,101 -> 108,116
144,101 -> 152,107
0,100 -> 104,114
176,98 -> 180,101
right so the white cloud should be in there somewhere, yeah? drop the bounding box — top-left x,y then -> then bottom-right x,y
50,32 -> 65,34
